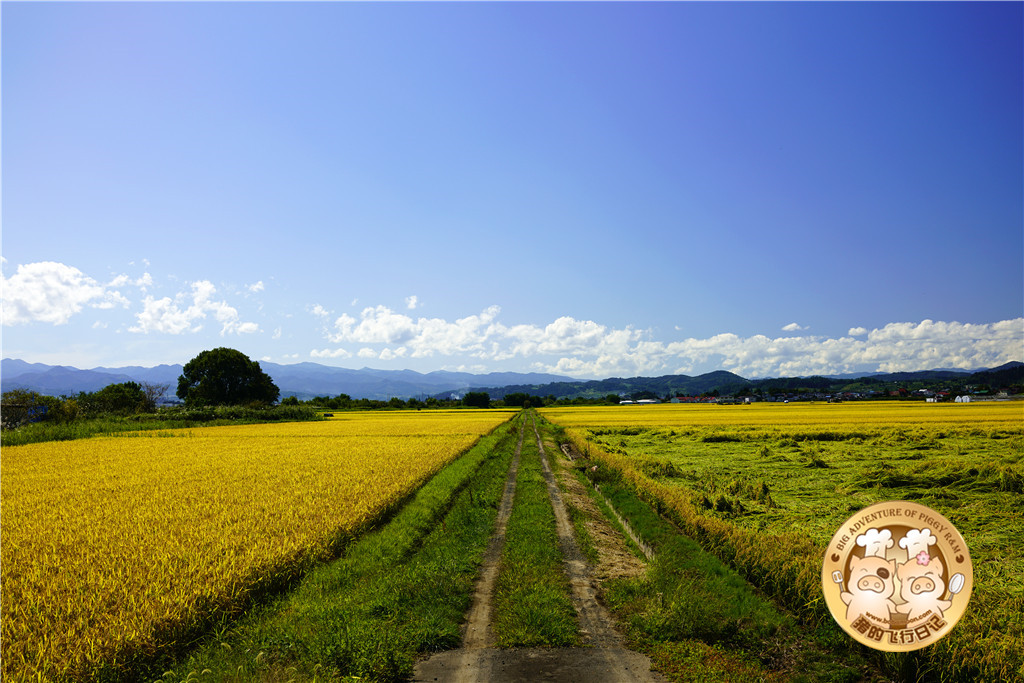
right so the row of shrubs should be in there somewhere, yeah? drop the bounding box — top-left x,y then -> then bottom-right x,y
1,385 -> 166,429
1,386 -> 321,447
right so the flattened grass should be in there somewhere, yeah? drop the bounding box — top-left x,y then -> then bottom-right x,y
542,402 -> 1024,682
578,458 -> 874,683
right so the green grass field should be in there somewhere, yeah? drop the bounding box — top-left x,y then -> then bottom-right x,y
542,402 -> 1024,682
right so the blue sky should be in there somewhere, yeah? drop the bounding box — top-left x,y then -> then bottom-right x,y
3,1 -> 1022,379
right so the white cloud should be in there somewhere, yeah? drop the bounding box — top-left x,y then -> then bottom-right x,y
130,280 -> 259,336
1,261 -> 131,325
93,291 -> 131,310
325,304 -> 504,360
329,306 -> 419,345
310,304 -> 330,318
248,281 -> 265,293
407,305 -> 502,358
310,347 -> 353,359
235,321 -> 260,334
108,272 -> 153,291
379,347 -> 408,360
782,322 -> 806,332
443,363 -> 489,373
632,319 -> 1024,378
131,295 -> 198,334
405,295 -> 420,310
850,319 -> 1023,373
316,302 -> 1022,379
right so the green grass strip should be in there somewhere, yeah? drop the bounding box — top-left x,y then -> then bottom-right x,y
158,414 -> 522,682
492,419 -> 580,648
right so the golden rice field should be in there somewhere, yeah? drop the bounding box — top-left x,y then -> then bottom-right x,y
541,400 -> 1024,681
1,409 -> 514,682
542,399 -> 1023,430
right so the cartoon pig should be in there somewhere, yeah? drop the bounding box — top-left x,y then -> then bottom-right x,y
841,555 -> 898,623
896,552 -> 952,622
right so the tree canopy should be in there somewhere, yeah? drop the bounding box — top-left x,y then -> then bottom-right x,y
462,391 -> 490,408
502,392 -> 548,408
0,389 -> 60,429
86,381 -> 150,414
176,348 -> 280,407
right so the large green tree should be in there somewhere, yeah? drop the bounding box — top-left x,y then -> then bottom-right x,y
87,381 -> 150,414
462,391 -> 490,408
176,348 -> 280,407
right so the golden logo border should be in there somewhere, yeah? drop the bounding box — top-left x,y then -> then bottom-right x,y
821,500 -> 973,652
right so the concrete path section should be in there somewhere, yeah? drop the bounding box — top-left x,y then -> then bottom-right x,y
414,646 -> 663,683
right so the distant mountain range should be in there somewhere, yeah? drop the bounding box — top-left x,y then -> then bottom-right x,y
457,370 -> 754,401
439,362 -> 1024,400
0,359 -> 572,401
4,358 -> 1020,402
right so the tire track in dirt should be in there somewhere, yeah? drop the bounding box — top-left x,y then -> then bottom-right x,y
413,415 -> 525,683
414,414 -> 663,683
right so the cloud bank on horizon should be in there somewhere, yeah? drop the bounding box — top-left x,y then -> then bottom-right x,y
2,260 -> 1020,379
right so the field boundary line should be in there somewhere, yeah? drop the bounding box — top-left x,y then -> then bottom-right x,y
591,483 -> 656,562
559,441 -> 655,562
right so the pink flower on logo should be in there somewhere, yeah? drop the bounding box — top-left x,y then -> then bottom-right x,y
916,550 -> 931,566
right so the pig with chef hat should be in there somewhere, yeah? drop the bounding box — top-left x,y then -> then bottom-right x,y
896,528 -> 953,622
840,528 -> 898,623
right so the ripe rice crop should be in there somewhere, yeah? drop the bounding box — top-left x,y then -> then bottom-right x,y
541,401 -> 1023,681
544,400 -> 1022,430
1,409 -> 513,681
